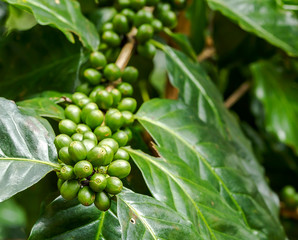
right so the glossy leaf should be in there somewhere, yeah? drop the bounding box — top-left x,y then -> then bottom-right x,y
29,197 -> 121,240
17,97 -> 65,120
117,189 -> 199,240
0,97 -> 59,202
135,99 -> 286,239
251,60 -> 298,154
206,0 -> 298,56
3,0 -> 99,50
162,46 -> 280,218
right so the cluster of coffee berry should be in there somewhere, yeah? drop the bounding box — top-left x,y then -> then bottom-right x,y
55,51 -> 138,211
99,0 -> 185,60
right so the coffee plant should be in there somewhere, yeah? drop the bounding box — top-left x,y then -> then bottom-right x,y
0,0 -> 297,239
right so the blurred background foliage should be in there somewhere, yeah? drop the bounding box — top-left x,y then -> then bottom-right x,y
0,0 -> 297,239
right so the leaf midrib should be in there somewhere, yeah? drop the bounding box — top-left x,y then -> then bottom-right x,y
0,157 -> 59,168
136,115 -> 249,227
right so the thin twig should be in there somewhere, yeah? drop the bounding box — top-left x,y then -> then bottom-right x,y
224,81 -> 251,108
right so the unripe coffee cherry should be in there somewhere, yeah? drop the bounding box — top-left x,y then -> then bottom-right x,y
90,51 -> 107,69
74,160 -> 93,178
57,178 -> 65,191
94,126 -> 112,141
137,42 -> 156,59
130,0 -> 146,10
59,147 -> 73,165
89,86 -> 105,102
102,30 -> 121,47
87,146 -> 107,167
121,9 -> 135,23
59,119 -> 77,136
105,177 -> 123,195
101,22 -> 114,32
103,63 -> 122,82
117,82 -> 133,97
72,92 -> 88,105
134,9 -> 154,27
136,24 -> 154,43
83,131 -> 98,144
78,186 -> 95,206
84,68 -> 102,85
81,102 -> 98,122
77,98 -> 92,109
94,191 -> 111,211
113,14 -> 130,34
108,160 -> 131,179
123,127 -> 133,142
117,98 -> 137,113
159,10 -> 177,29
112,131 -> 128,147
114,148 -> 130,161
82,139 -> 97,152
85,110 -> 104,129
96,90 -> 114,110
54,134 -> 72,151
99,138 -> 119,154
76,83 -> 92,96
122,111 -> 134,126
100,145 -> 114,166
111,89 -> 122,107
60,180 -> 80,200
151,19 -> 163,33
60,165 -> 75,180
89,173 -> 107,192
105,109 -> 124,131
76,124 -> 91,134
65,105 -> 81,124
68,141 -> 87,162
122,66 -> 138,83
71,133 -> 84,142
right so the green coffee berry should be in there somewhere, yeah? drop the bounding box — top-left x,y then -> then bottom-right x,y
83,131 -> 98,144
71,133 -> 84,142
68,141 -> 87,162
94,126 -> 112,141
77,98 -> 92,109
108,160 -> 131,179
98,166 -> 108,174
82,139 -> 97,152
64,105 -> 81,124
94,191 -> 111,211
113,14 -> 130,34
117,97 -> 137,113
136,24 -> 154,43
122,111 -> 134,126
78,186 -> 95,206
105,47 -> 121,63
159,10 -> 177,29
105,177 -> 123,195
99,138 -> 119,154
59,119 -> 77,136
89,173 -> 107,192
76,124 -> 92,134
151,19 -> 163,33
130,0 -> 146,10
102,30 -> 121,47
96,90 -> 114,110
57,178 -> 65,191
134,9 -> 154,27
87,146 -> 107,167
282,185 -> 296,200
81,102 -> 99,123
117,0 -> 131,9
74,160 -> 93,178
122,66 -> 138,83
85,109 -> 104,129
89,86 -> 105,102
76,83 -> 92,96
121,8 -> 135,23
123,127 -> 133,142
100,145 -> 114,166
90,51 -> 107,69
54,134 -> 72,151
112,131 -> 128,147
172,0 -> 187,10
72,92 -> 88,105
60,165 -> 75,180
114,148 -> 130,161
84,68 -> 102,85
137,41 -> 156,59
117,82 -> 133,97
59,147 -> 74,165
101,22 -> 114,32
60,180 -> 80,200
103,63 -> 122,82
111,89 -> 122,107
105,108 -> 124,131
155,3 -> 171,15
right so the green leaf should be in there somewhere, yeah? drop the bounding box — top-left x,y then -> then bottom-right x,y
135,99 -> 286,239
161,46 -> 281,219
0,97 -> 59,202
117,189 -> 199,240
17,97 -> 65,120
206,0 -> 298,56
251,60 -> 298,155
5,5 -> 37,33
3,0 -> 99,50
29,197 -> 121,240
